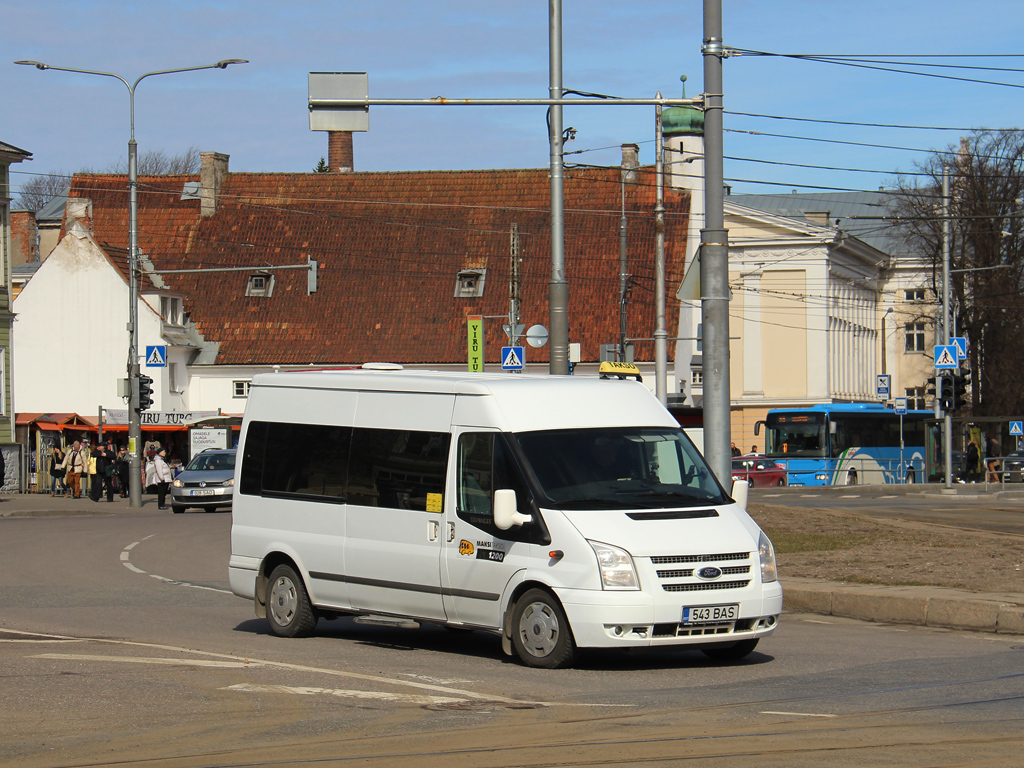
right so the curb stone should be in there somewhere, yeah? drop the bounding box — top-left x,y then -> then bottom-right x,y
784,577 -> 1024,635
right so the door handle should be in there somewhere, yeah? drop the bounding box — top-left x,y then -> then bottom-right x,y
428,520 -> 439,541
447,521 -> 456,542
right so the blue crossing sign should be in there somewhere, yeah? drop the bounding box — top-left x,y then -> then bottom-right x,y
933,345 -> 958,369
952,336 -> 967,360
145,345 -> 167,368
1010,421 -> 1023,437
501,346 -> 524,370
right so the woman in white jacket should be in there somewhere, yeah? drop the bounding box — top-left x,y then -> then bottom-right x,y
153,448 -> 174,510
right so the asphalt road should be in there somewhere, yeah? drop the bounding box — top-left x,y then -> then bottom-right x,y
2,510 -> 1023,766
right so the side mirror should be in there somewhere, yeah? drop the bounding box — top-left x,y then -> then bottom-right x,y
731,478 -> 749,511
493,489 -> 532,530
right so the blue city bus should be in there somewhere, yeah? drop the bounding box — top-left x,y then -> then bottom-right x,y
755,403 -> 933,486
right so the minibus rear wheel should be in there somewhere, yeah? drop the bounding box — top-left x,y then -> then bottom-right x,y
266,564 -> 317,638
511,588 -> 576,669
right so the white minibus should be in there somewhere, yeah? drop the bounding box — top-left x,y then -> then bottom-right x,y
229,367 -> 782,668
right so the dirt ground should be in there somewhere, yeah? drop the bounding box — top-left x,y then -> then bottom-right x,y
749,502 -> 1024,595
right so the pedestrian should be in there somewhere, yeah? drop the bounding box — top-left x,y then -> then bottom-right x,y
90,444 -> 115,502
964,438 -> 980,483
986,437 -> 1000,483
153,448 -> 174,510
116,446 -> 130,498
731,442 -> 741,457
751,444 -> 758,455
50,445 -> 67,496
62,440 -> 86,498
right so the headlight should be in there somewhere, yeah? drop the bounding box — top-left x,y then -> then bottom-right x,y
815,473 -> 828,481
758,530 -> 778,584
589,540 -> 639,590
223,478 -> 234,487
172,479 -> 184,488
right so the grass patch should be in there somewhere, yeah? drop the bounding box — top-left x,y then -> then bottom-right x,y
764,528 -> 876,554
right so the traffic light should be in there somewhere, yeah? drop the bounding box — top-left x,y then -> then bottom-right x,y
951,369 -> 971,412
137,375 -> 154,412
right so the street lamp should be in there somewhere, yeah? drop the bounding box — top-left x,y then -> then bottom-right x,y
15,58 -> 247,507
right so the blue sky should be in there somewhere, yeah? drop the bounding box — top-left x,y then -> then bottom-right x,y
4,1 -> 1024,197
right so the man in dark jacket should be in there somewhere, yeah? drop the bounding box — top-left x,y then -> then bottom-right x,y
90,444 -> 115,502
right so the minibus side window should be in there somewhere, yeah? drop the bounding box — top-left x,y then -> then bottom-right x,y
239,421 -> 269,496
261,422 -> 351,500
347,428 -> 450,511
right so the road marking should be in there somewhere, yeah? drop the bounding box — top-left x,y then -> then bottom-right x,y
120,536 -> 232,594
799,494 -> 820,498
761,711 -> 837,718
225,683 -> 470,706
879,495 -> 897,499
34,653 -> 258,669
761,493 -> 782,498
838,495 -> 860,499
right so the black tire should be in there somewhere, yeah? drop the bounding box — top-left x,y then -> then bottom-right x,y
845,471 -> 858,486
776,478 -> 784,487
171,503 -> 185,514
511,588 -> 575,669
702,638 -> 759,661
906,471 -> 916,484
266,564 -> 318,638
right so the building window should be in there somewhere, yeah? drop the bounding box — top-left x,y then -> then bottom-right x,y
904,288 -> 926,302
168,363 -> 181,394
233,380 -> 251,398
905,322 -> 926,352
906,386 -> 927,411
160,296 -> 183,325
246,273 -> 274,297
691,370 -> 703,386
454,269 -> 487,298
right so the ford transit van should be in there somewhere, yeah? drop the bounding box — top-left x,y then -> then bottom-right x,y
229,368 -> 782,668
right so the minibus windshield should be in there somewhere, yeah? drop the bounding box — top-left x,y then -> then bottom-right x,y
514,427 -> 727,509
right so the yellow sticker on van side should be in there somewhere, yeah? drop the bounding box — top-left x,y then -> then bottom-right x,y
426,493 -> 443,513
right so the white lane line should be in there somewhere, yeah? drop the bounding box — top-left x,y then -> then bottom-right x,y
34,653 -> 259,669
225,683 -> 469,706
761,711 -> 838,718
760,494 -> 782,498
878,495 -> 897,499
838,495 -> 860,499
799,494 -> 820,498
120,536 -> 232,594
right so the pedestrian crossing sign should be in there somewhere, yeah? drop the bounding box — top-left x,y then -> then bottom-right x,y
501,346 -> 524,370
933,345 -> 958,369
145,345 -> 167,367
1010,421 -> 1023,437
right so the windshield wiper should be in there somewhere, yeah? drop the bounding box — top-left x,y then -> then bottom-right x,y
553,497 -> 637,510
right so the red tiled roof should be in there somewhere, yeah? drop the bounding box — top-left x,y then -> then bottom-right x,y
67,167 -> 690,366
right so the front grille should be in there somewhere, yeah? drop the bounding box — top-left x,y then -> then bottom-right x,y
649,550 -> 754,593
662,579 -> 751,592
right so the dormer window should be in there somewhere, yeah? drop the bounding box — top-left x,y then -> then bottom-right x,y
455,268 -> 486,298
246,272 -> 275,297
160,296 -> 183,326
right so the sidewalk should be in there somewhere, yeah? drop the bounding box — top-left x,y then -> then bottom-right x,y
0,490 -> 168,517
3,489 -> 1023,637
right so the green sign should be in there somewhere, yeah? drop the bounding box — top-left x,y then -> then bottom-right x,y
467,315 -> 484,372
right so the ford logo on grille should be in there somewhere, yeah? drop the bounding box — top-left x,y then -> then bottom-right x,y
697,566 -> 722,579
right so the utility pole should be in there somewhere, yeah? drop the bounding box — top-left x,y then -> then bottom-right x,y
942,167 -> 953,489
548,0 -> 569,375
700,0 -> 732,486
654,98 -> 668,405
509,223 -> 522,348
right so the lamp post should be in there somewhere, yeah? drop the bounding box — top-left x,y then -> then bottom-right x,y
15,58 -> 247,507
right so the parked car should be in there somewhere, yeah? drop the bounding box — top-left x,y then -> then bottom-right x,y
732,456 -> 787,488
170,448 -> 236,513
1003,450 -> 1024,483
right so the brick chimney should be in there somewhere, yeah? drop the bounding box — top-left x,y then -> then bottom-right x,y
621,143 -> 640,184
328,131 -> 353,172
10,210 -> 38,265
200,151 -> 229,217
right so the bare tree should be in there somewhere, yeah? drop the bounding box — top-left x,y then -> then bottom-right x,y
14,146 -> 202,212
894,131 -> 1024,416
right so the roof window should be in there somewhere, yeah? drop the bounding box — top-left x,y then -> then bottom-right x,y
455,268 -> 486,298
246,272 -> 275,298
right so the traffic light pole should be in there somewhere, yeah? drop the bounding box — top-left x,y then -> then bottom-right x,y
942,168 -> 953,490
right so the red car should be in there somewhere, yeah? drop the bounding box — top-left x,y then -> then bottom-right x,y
732,455 -> 787,487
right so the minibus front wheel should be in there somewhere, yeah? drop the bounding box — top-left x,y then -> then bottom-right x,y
511,588 -> 576,669
266,564 -> 317,638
